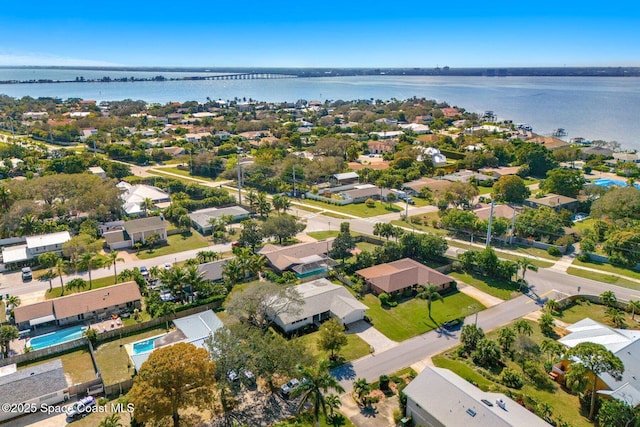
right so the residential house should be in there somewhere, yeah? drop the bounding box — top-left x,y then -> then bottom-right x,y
189,206 -> 250,235
479,166 -> 521,178
184,132 -> 211,143
369,130 -> 403,139
404,367 -> 552,427
402,177 -> 451,196
259,239 -> 335,276
22,111 -> 49,120
356,258 -> 455,295
88,166 -> 107,179
441,107 -> 460,118
270,279 -> 368,333
367,140 -> 395,154
612,152 -> 640,164
0,360 -> 69,423
103,216 -> 167,250
524,193 -> 579,212
341,185 -> 394,204
443,169 -> 496,184
527,135 -> 570,151
474,204 -> 517,222
118,182 -> 171,216
374,118 -> 398,126
581,146 -> 614,158
399,123 -> 430,134
80,128 -> 98,142
1,231 -> 71,269
557,318 -> 640,406
14,281 -> 142,330
416,146 -> 447,166
331,172 -> 360,185
129,310 -> 223,371
197,258 -> 231,282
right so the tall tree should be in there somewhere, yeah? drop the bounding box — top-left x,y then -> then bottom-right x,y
600,290 -> 618,308
0,325 -> 18,358
541,168 -> 585,198
128,343 -> 216,427
317,318 -> 348,361
256,192 -> 271,218
106,251 -> 124,284
497,327 -> 516,353
55,258 -> 68,296
40,269 -> 57,291
491,175 -> 530,203
140,197 -> 155,216
237,219 -> 263,251
460,324 -> 485,354
566,342 -> 624,420
516,258 -> 538,281
77,252 -> 104,289
513,319 -> 534,336
262,214 -> 306,244
417,284 -> 444,321
272,194 -> 291,214
329,222 -> 355,263
291,361 -> 346,427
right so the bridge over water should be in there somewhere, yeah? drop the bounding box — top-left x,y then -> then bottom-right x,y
195,73 -> 298,80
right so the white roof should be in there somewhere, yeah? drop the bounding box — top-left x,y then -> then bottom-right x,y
559,317 -> 640,353
188,206 -> 250,229
25,231 -> 71,249
2,244 -> 29,263
276,279 -> 367,325
404,367 -> 551,427
88,166 -> 105,174
120,184 -> 170,204
333,172 -> 359,181
560,318 -> 640,406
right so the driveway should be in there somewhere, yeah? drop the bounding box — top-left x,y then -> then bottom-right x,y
347,320 -> 397,354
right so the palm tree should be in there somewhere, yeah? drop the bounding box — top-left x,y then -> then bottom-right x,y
19,214 -> 40,236
77,252 -> 104,289
41,269 -> 57,291
256,192 -> 271,218
272,194 -> 291,214
222,258 -> 244,289
352,378 -> 370,404
55,258 -> 68,296
170,191 -> 189,206
606,307 -> 626,328
246,190 -> 258,212
629,300 -> 640,321
600,290 -> 618,308
5,295 -> 20,308
324,394 -> 342,425
160,266 -> 190,303
517,258 -> 538,281
106,251 -> 124,284
291,362 -> 346,427
140,197 -> 155,216
98,413 -> 123,427
513,319 -> 533,336
66,278 -> 87,294
497,327 -> 516,353
545,299 -> 559,313
0,186 -> 12,213
149,265 -> 161,280
417,284 -> 444,321
247,254 -> 266,278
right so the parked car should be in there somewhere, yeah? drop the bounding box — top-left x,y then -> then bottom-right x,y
21,267 -> 32,282
140,266 -> 149,277
227,370 -> 239,382
442,318 -> 464,330
280,378 -> 300,398
242,369 -> 256,385
67,396 -> 96,420
164,262 -> 172,270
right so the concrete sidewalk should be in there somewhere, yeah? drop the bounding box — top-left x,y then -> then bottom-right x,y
458,283 -> 504,308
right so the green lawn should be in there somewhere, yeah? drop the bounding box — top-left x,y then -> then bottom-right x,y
20,349 -> 96,384
553,300 -> 640,327
307,231 -> 340,240
433,319 -> 592,427
450,271 -> 520,300
294,330 -> 371,366
478,186 -> 493,195
567,267 -> 640,290
297,198 -> 401,218
362,292 -> 484,342
571,218 -> 595,234
447,240 -> 554,268
136,231 -> 209,260
150,166 -> 216,181
572,258 -> 640,281
94,326 -> 168,386
45,274 -> 123,299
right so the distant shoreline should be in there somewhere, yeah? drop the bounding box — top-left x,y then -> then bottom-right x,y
0,66 -> 639,83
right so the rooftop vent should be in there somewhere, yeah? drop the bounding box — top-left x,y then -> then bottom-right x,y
481,399 -> 494,407
466,409 -> 476,417
496,398 -> 506,410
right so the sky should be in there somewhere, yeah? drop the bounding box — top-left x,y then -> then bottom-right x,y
1,1 -> 638,68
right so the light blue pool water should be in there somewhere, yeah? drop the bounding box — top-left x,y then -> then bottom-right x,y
593,178 -> 640,189
132,336 -> 162,355
295,267 -> 329,279
29,325 -> 87,350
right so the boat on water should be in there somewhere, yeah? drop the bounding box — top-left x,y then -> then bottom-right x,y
552,128 -> 567,137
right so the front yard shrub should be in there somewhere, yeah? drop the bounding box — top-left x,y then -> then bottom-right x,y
379,374 -> 390,390
547,246 -> 562,257
365,198 -> 376,208
500,368 -> 524,389
378,292 -> 390,306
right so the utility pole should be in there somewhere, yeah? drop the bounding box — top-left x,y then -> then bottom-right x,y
236,149 -> 242,205
509,206 -> 517,245
405,192 -> 409,221
485,200 -> 495,248
292,165 -> 296,198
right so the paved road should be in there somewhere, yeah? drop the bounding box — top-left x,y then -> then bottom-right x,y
0,242 -> 232,298
333,294 -> 542,391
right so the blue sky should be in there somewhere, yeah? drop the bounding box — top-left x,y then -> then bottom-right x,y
1,1 -> 637,67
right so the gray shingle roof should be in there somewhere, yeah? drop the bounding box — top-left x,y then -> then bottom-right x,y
0,360 -> 68,405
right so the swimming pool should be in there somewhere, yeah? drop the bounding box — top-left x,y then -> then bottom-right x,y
593,178 -> 640,189
131,335 -> 164,355
29,325 -> 87,350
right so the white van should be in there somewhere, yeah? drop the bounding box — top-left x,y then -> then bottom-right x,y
21,267 -> 33,281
